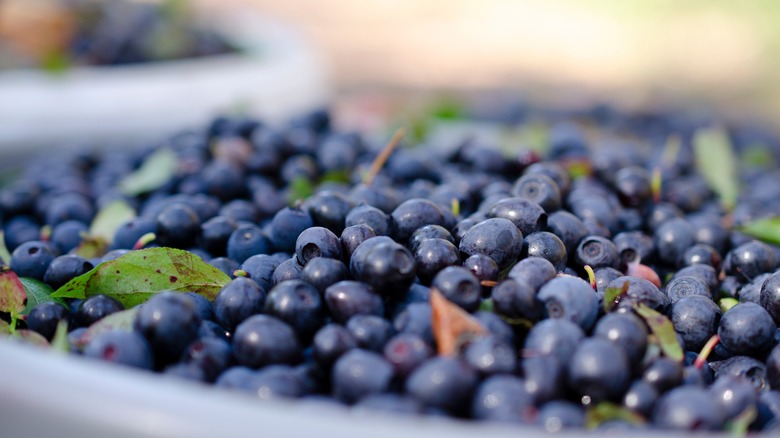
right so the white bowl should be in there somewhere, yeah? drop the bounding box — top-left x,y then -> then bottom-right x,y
0,10 -> 329,154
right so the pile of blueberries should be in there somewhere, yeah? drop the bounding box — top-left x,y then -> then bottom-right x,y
5,103 -> 780,432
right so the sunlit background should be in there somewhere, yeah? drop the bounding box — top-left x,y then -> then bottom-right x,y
2,0 -> 779,142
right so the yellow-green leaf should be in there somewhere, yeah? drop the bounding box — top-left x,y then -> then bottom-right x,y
19,277 -> 65,316
693,126 -> 739,210
118,148 -> 176,196
738,216 -> 780,246
633,303 -> 684,363
89,200 -> 136,243
51,247 -> 231,308
585,402 -> 646,429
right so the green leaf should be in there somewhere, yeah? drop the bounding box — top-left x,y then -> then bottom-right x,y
41,50 -> 71,73
50,320 -> 70,354
514,120 -> 550,156
52,247 -> 231,307
90,200 -> 136,244
19,277 -> 65,316
118,148 -> 176,196
478,298 -> 494,313
737,216 -> 780,246
288,176 -> 314,205
429,98 -> 465,121
0,266 -> 26,318
725,405 -> 757,436
603,280 -> 629,312
719,297 -> 739,313
693,126 -> 739,210
72,236 -> 108,259
633,303 -> 684,362
320,170 -> 351,184
741,144 -> 775,170
0,232 -> 11,264
585,402 -> 646,429
71,307 -> 139,350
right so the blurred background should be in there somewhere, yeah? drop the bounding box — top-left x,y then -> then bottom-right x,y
1,0 -> 779,142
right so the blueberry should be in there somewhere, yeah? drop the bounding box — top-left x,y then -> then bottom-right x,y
264,280 -> 324,339
522,355 -> 565,405
430,266 -> 481,312
346,315 -> 394,352
472,375 -> 535,423
665,276 -> 711,303
213,277 -> 265,331
50,220 -> 89,254
521,231 -> 567,271
523,318 -> 584,364
613,231 -> 655,265
339,224 -> 376,259
507,257 -> 557,292
393,303 -> 434,348
133,291 -> 202,365
672,263 -> 719,293
593,312 -> 648,368
215,366 -> 257,390
312,323 -> 357,367
300,257 -> 349,293
669,296 -> 722,352
111,218 -> 158,251
614,166 -> 651,207
382,333 -> 433,378
199,215 -> 238,256
76,294 -> 124,327
26,302 -> 69,341
547,210 -> 589,259
303,190 -> 354,234
44,193 -> 94,226
537,401 -> 585,432
249,365 -> 305,399
390,198 -> 446,243
725,241 -> 777,282
463,335 -> 517,376
537,276 -> 598,331
233,315 -> 301,368
567,338 -> 631,403
43,254 -> 93,290
709,375 -> 759,420
83,330 -> 154,370
642,357 -> 683,393
653,218 -> 695,267
332,349 -> 394,404
272,257 -> 305,284
459,217 -> 523,270
491,279 -> 542,321
462,254 -> 499,292
345,204 -> 389,237
296,227 -> 344,268
683,243 -> 722,269
408,224 -> 455,253
760,271 -> 780,324
718,302 -> 775,357
237,254 -> 281,291
9,241 -> 56,281
607,276 -> 669,313
622,380 -> 658,417
594,267 -> 623,293
324,280 -> 384,324
227,224 -> 272,264
486,197 -> 547,236
715,355 -> 768,392
575,235 -> 619,269
512,173 -> 561,212
405,357 -> 477,415
156,203 -> 201,249
414,239 -> 460,284
349,237 -> 415,297
265,206 -> 314,253
180,337 -> 233,382
652,386 -> 724,430
769,344 -> 780,390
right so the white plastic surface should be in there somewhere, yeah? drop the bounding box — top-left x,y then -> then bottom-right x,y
0,11 -> 329,153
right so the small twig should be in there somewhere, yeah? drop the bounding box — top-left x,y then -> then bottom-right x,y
363,127 -> 405,185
